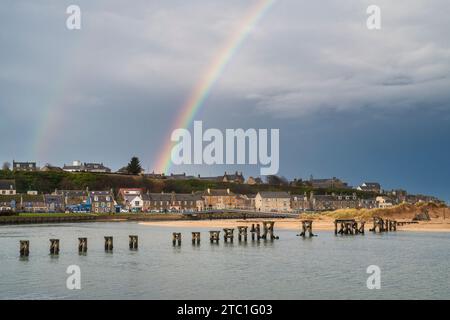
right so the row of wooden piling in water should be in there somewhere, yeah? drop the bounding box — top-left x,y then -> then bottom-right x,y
17,217 -> 401,257
172,221 -> 279,245
19,235 -> 139,257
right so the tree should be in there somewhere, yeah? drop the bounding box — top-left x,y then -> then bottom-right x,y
2,162 -> 11,171
265,175 -> 289,186
126,157 -> 142,175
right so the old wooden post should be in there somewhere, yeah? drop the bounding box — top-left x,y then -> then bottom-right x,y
49,239 -> 60,255
358,221 -> 365,234
299,220 -> 315,237
172,233 -> 182,246
209,230 -> 220,243
237,226 -> 248,242
262,221 -> 278,240
370,217 -> 385,233
250,224 -> 258,240
104,236 -> 113,251
192,232 -> 201,245
129,235 -> 138,250
78,238 -> 88,253
20,240 -> 30,257
223,228 -> 234,242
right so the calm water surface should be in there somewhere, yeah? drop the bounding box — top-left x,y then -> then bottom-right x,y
0,222 -> 449,299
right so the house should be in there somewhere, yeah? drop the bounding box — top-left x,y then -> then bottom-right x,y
44,194 -> 65,212
0,195 -> 18,212
144,172 -> 166,179
376,196 -> 393,208
235,194 -> 255,210
0,179 -> 16,195
357,182 -> 381,193
53,189 -> 89,204
13,161 -> 37,172
118,188 -> 143,198
255,192 -> 291,212
246,176 -> 263,185
222,171 -> 245,183
308,176 -> 349,189
203,188 -> 236,210
21,195 -> 47,213
40,164 -> 63,172
89,191 -> 115,213
291,193 -> 311,211
166,173 -> 196,180
172,192 -> 204,212
309,193 -> 359,211
291,192 -> 361,211
63,161 -> 111,173
359,198 -> 377,209
123,194 -> 144,212
142,192 -> 173,212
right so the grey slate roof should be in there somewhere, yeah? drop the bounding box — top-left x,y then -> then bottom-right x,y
0,180 -> 15,190
258,191 -> 290,199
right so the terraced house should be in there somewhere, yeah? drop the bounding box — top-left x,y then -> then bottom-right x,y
142,192 -> 204,212
0,179 -> 16,195
90,191 -> 115,213
255,192 -> 291,212
203,188 -> 236,210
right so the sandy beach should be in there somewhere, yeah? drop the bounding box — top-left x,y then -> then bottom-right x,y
140,217 -> 450,233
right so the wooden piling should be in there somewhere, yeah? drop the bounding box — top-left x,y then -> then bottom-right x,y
49,239 -> 60,255
191,232 -> 201,245
78,238 -> 87,253
237,226 -> 248,242
172,232 -> 181,246
262,221 -> 278,240
223,228 -> 234,242
299,220 -> 315,237
129,235 -> 138,250
20,240 -> 29,257
335,219 -> 364,236
209,230 -> 220,243
104,236 -> 113,251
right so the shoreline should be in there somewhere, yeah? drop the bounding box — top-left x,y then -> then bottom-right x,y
1,214 -> 449,233
139,217 -> 450,233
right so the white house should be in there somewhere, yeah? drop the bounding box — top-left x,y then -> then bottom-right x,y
376,196 -> 393,208
124,195 -> 143,212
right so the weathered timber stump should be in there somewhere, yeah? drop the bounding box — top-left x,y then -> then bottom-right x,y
370,217 -> 385,233
298,220 -> 315,237
172,233 -> 182,246
78,238 -> 88,253
209,230 -> 220,243
223,228 -> 234,242
129,235 -> 138,250
261,221 -> 279,240
20,240 -> 30,257
192,232 -> 201,245
335,219 -> 364,235
104,236 -> 114,251
237,226 -> 248,242
49,239 -> 60,255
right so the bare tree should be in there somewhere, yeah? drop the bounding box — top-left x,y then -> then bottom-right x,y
2,162 -> 11,171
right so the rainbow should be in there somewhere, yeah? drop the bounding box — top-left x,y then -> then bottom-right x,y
154,0 -> 276,174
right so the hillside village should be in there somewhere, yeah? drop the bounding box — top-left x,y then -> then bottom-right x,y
0,160 -> 443,214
